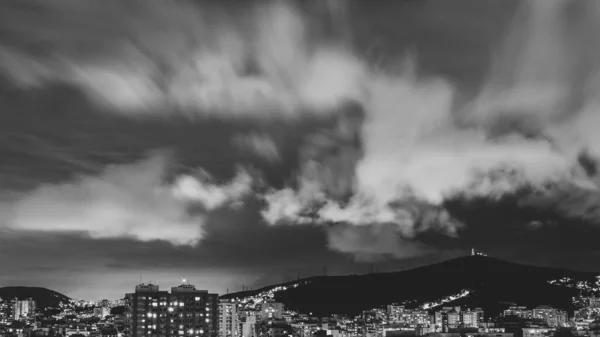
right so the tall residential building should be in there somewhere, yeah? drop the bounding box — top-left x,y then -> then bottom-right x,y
241,316 -> 257,337
125,283 -> 169,337
473,307 -> 485,323
12,298 -> 36,320
460,310 -> 478,327
447,310 -> 460,328
219,299 -> 238,337
239,309 -> 258,337
125,282 -> 219,337
387,305 -> 406,322
532,306 -> 566,327
259,301 -> 284,321
94,306 -> 111,319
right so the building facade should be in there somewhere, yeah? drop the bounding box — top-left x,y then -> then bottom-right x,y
259,301 -> 284,321
12,298 -> 36,320
218,299 -> 238,337
503,306 -> 532,319
125,282 -> 219,337
239,309 -> 258,337
532,306 -> 567,327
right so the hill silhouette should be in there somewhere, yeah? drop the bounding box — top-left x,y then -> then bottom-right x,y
221,255 -> 599,317
0,287 -> 71,309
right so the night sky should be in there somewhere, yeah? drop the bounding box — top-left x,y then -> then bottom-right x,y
2,0 -> 600,302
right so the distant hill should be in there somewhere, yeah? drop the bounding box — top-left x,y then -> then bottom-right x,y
0,287 -> 71,309
221,255 -> 600,317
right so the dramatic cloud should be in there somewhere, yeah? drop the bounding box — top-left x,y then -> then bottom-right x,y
261,0 -> 600,259
3,0 -> 600,263
0,0 -> 366,117
1,152 -> 252,246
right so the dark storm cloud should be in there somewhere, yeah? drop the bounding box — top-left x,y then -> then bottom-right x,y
426,186 -> 600,271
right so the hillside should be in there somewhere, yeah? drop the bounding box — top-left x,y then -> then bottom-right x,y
221,255 -> 600,317
0,287 -> 71,309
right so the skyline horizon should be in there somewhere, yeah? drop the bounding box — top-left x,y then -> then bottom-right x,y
3,250 -> 599,303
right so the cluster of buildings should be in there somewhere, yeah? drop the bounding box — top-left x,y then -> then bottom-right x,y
3,281 -> 600,337
0,297 -> 121,337
572,296 -> 600,335
502,306 -> 568,327
123,282 -> 219,337
0,298 -> 37,324
121,281 -> 291,337
120,280 -> 589,337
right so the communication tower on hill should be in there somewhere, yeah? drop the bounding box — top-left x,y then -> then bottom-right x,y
471,248 -> 488,256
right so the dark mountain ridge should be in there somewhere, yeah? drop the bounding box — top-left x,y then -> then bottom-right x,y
0,286 -> 71,309
222,255 -> 599,318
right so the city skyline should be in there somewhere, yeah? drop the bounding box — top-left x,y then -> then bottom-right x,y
3,0 -> 600,302
1,250 -> 600,337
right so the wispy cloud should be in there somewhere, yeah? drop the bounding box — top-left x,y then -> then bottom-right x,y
232,133 -> 281,162
0,0 -> 366,118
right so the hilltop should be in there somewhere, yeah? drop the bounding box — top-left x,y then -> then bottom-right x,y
0,286 -> 71,309
221,255 -> 600,317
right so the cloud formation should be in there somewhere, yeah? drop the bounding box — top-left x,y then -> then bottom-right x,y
3,0 -> 600,261
232,133 -> 281,162
1,152 -> 252,246
0,0 -> 366,118
261,0 -> 600,259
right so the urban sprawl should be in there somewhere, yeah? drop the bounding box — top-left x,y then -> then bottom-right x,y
2,280 -> 600,337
